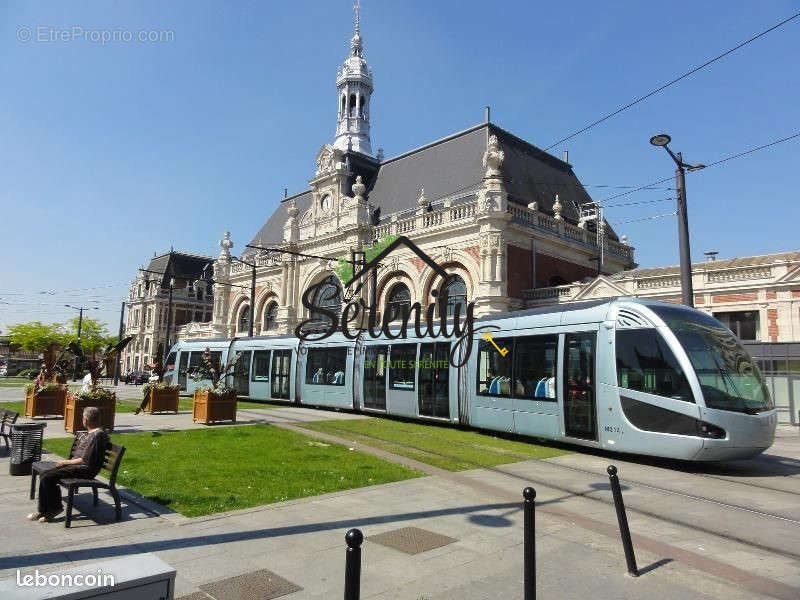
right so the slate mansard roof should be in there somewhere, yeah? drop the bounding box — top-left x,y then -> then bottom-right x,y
249,123 -> 610,247
145,251 -> 215,288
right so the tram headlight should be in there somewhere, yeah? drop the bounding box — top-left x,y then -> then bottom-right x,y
697,421 -> 726,439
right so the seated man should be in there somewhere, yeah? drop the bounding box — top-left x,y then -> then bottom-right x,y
27,407 -> 110,523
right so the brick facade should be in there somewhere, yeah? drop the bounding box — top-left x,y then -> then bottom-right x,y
507,244 -> 533,299
535,253 -> 595,288
712,292 -> 758,303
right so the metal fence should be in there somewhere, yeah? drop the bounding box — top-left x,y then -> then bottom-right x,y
743,342 -> 800,426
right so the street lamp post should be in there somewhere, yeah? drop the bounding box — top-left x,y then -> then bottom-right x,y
230,257 -> 257,338
649,134 -> 705,308
64,304 -> 97,381
164,277 -> 175,364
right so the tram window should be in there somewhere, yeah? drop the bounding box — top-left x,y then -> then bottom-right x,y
477,337 -> 512,396
252,350 -> 270,382
389,344 -> 416,390
188,351 -> 205,375
305,347 -> 347,386
513,335 -> 558,400
616,329 -> 692,401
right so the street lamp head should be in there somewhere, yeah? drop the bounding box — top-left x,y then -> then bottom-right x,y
649,134 -> 672,147
686,163 -> 706,172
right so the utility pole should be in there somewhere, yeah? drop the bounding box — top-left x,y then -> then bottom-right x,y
674,153 -> 693,307
649,134 -> 705,308
65,304 -> 93,381
164,278 -> 174,364
113,301 -> 125,386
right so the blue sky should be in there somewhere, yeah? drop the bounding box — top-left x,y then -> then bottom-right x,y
1,1 -> 798,331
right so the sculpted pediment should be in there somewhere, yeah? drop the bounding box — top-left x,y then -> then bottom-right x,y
314,144 -> 343,177
572,276 -> 627,301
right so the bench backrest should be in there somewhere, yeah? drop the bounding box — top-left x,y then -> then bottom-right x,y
102,443 -> 126,487
0,409 -> 19,434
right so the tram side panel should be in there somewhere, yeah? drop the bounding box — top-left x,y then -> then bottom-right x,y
299,342 -> 354,409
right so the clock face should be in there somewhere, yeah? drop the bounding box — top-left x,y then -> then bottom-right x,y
320,194 -> 331,212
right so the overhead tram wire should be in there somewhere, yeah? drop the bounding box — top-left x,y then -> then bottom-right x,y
702,131 -> 800,169
611,212 -> 677,226
543,12 -> 800,151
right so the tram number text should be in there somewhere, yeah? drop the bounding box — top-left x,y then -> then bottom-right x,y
604,426 -> 622,434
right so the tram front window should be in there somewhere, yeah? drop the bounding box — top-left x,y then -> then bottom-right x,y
652,305 -> 773,413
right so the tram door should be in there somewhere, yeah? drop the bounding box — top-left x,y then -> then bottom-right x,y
563,332 -> 597,440
419,342 -> 450,419
233,351 -> 252,397
363,345 -> 388,410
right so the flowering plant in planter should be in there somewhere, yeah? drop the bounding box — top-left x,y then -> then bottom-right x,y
191,347 -> 241,397
65,336 -> 134,397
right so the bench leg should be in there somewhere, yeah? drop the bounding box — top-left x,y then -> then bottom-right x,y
92,487 -> 98,506
65,487 -> 75,528
111,487 -> 122,521
30,472 -> 37,500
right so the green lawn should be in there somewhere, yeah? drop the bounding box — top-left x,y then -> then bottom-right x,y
43,424 -> 421,517
0,377 -> 32,387
298,418 -> 569,471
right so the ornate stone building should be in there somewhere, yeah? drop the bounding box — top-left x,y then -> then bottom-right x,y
177,11 -> 636,341
523,250 -> 800,343
121,251 -> 214,374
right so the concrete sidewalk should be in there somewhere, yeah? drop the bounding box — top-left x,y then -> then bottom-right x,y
0,451 -> 768,600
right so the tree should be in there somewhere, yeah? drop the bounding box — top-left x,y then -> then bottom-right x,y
65,317 -> 109,355
7,321 -> 67,352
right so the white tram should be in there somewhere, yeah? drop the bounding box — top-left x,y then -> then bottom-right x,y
164,298 -> 776,461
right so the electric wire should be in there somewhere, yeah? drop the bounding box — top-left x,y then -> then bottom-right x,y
544,12 -> 800,150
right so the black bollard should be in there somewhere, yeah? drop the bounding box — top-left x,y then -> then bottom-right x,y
344,528 -> 364,600
607,465 -> 638,577
523,486 -> 536,600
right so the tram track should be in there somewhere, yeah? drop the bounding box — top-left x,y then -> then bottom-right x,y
239,405 -> 800,561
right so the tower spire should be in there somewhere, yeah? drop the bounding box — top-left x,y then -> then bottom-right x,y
334,0 -> 373,155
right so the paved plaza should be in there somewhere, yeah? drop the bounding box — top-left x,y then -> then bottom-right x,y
0,396 -> 798,599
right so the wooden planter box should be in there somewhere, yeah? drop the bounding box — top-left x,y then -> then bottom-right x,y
24,386 -> 67,418
144,387 -> 180,414
192,389 -> 237,425
65,393 -> 116,433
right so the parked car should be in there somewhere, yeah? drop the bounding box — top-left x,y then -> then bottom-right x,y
124,371 -> 150,385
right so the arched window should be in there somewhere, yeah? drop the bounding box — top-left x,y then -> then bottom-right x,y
340,95 -> 346,116
442,275 -> 467,318
386,283 -> 411,321
349,94 -> 357,117
263,301 -> 278,331
144,338 -> 150,354
359,95 -> 365,118
238,305 -> 251,333
307,275 -> 342,331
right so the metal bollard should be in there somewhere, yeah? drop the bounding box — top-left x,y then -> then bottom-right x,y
607,465 -> 638,577
523,486 -> 536,600
344,528 -> 363,600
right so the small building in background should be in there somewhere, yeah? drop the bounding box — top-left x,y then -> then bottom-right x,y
121,251 -> 215,375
